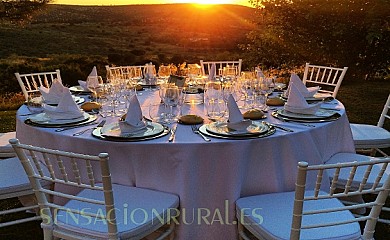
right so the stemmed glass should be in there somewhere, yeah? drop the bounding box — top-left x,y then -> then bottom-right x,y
158,65 -> 171,83
161,86 -> 181,124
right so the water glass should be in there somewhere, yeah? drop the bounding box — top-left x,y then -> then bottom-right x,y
205,98 -> 226,122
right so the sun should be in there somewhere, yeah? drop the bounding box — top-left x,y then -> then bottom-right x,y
191,0 -> 232,4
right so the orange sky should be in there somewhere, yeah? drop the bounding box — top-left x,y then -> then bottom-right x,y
52,0 -> 252,7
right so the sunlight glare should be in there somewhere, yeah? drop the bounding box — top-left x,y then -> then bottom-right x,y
191,0 -> 232,4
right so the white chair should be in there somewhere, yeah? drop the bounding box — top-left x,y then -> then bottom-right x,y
0,131 -> 16,158
105,65 -> 146,81
0,155 -> 44,228
15,70 -> 61,102
9,138 -> 179,240
302,63 -> 348,98
236,157 -> 390,240
350,94 -> 390,156
200,59 -> 242,77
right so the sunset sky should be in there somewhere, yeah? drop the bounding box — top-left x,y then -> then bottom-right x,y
53,0 -> 252,7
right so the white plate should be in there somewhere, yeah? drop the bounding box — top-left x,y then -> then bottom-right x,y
31,95 -> 85,105
205,121 -> 269,137
28,112 -> 91,125
101,121 -> 165,139
277,109 -> 337,119
69,86 -> 91,93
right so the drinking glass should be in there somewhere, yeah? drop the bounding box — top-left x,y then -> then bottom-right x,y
161,86 -> 181,124
26,93 -> 44,114
205,98 -> 226,122
204,81 -> 223,101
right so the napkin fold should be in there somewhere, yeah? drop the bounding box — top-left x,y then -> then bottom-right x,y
119,95 -> 147,134
208,63 -> 216,80
284,84 -> 321,115
39,78 -> 66,104
43,89 -> 84,120
286,74 -> 319,98
78,66 -> 100,91
227,94 -> 251,130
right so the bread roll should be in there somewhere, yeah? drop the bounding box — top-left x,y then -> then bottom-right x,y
266,97 -> 285,106
179,115 -> 204,125
243,109 -> 265,120
80,102 -> 102,111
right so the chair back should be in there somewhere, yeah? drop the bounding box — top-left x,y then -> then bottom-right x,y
15,70 -> 61,101
302,63 -> 348,98
105,65 -> 146,81
200,59 -> 242,77
9,138 -> 119,239
291,158 -> 390,240
378,94 -> 390,128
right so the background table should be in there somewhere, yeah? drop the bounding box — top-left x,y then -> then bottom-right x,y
16,91 -> 355,239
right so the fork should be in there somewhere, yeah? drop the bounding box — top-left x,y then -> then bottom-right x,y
73,120 -> 106,136
191,125 -> 211,142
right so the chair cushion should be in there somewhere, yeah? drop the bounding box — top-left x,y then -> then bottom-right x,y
350,124 -> 390,149
236,190 -> 361,240
325,153 -> 389,189
0,157 -> 50,197
56,184 -> 179,239
0,132 -> 16,158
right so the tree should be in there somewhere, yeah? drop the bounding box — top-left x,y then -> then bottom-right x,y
0,0 -> 52,22
242,0 -> 390,80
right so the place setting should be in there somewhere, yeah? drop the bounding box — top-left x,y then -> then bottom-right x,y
24,89 -> 97,127
272,79 -> 341,123
70,66 -> 102,95
92,94 -> 169,141
39,78 -> 85,105
198,94 -> 276,140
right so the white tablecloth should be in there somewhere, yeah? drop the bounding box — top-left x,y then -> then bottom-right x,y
16,91 -> 355,239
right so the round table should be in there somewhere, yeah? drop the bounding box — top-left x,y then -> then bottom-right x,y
16,91 -> 355,240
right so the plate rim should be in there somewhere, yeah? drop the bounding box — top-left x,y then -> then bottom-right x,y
272,111 -> 341,123
205,121 -> 269,137
199,124 -> 276,140
25,114 -> 97,128
100,121 -> 165,139
277,109 -> 337,120
92,126 -> 169,141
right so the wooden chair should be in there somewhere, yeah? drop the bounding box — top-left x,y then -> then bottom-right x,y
10,138 -> 179,240
15,70 -> 61,102
200,59 -> 242,77
302,63 -> 348,98
0,132 -> 16,158
236,157 -> 390,240
350,94 -> 390,156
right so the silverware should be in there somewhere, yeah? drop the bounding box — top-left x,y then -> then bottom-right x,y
320,107 -> 340,111
262,121 -> 294,132
278,117 -> 316,128
168,124 -> 178,142
55,121 -> 98,132
191,125 -> 211,142
73,120 -> 106,136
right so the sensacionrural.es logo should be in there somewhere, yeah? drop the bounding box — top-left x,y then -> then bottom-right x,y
41,200 -> 264,226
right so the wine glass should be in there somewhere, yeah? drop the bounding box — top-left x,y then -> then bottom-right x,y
205,98 -> 226,122
161,86 -> 181,124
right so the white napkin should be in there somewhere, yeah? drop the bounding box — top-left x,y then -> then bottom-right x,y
284,84 -> 321,115
43,89 -> 84,120
119,95 -> 147,134
286,74 -> 319,98
208,63 -> 216,80
227,94 -> 251,130
39,79 -> 66,104
78,66 -> 100,91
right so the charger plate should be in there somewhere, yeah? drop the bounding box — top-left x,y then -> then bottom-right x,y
92,124 -> 169,142
99,121 -> 166,140
31,96 -> 85,105
272,111 -> 341,123
69,86 -> 91,94
277,109 -> 337,120
199,124 -> 275,140
205,121 -> 269,137
25,113 -> 97,128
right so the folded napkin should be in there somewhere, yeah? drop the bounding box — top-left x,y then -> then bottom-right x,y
39,78 -> 66,104
286,74 -> 319,98
208,63 -> 216,80
43,89 -> 84,120
227,94 -> 251,131
119,95 -> 147,134
284,84 -> 321,115
78,66 -> 100,91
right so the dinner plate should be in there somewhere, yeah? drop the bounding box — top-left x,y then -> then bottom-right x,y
199,124 -> 276,140
272,111 -> 341,123
92,124 -> 169,141
100,121 -> 165,139
25,113 -> 96,127
30,96 -> 85,106
69,86 -> 91,94
277,109 -> 337,120
205,121 -> 269,137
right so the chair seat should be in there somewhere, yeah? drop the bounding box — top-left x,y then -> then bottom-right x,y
350,123 -> 390,149
326,153 -> 390,189
56,184 -> 179,239
0,132 -> 16,158
0,157 -> 50,198
236,190 -> 361,240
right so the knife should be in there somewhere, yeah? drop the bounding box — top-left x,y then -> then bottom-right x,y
168,124 -> 178,142
262,121 -> 294,132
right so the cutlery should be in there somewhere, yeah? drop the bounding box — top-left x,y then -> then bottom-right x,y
73,120 -> 106,136
277,117 -> 316,128
191,125 -> 211,142
320,107 -> 340,111
168,124 -> 178,142
262,121 -> 294,132
55,121 -> 98,132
